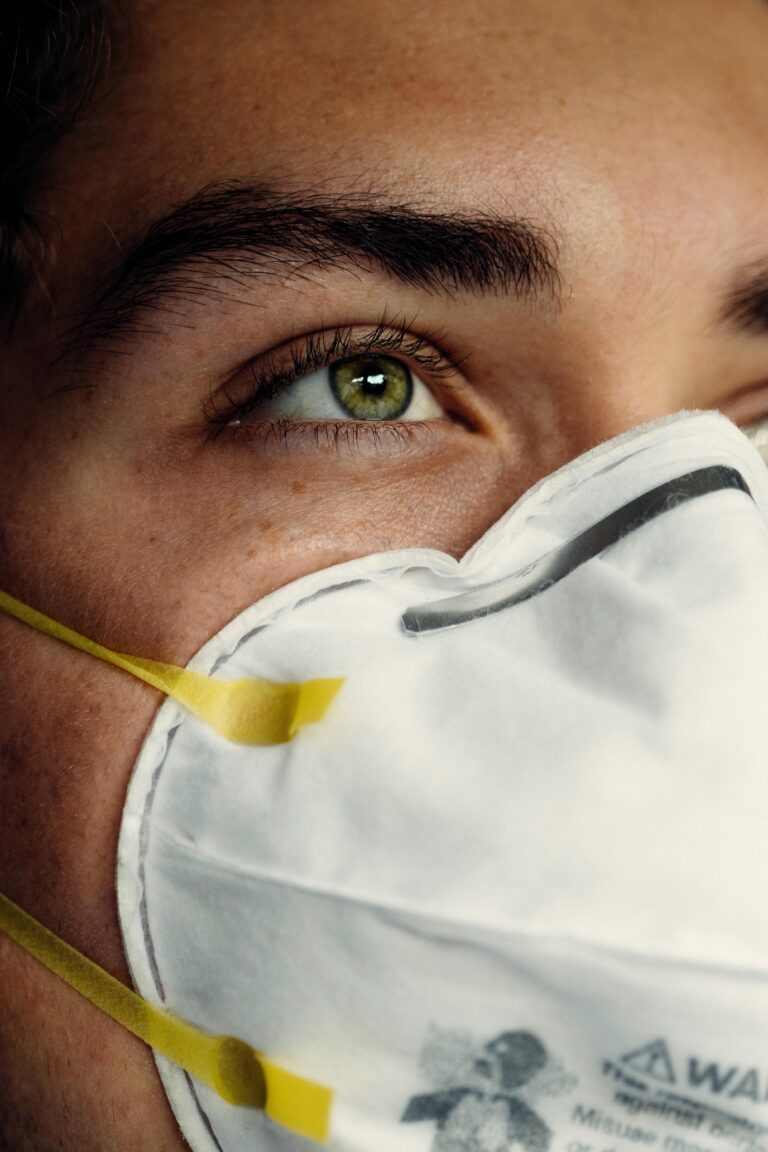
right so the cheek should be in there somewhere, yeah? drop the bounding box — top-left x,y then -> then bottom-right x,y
0,431 -> 514,659
0,624 -> 157,968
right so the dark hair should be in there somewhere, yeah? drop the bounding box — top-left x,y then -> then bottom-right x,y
0,0 -> 109,321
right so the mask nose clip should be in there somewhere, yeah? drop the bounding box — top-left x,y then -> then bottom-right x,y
400,465 -> 751,636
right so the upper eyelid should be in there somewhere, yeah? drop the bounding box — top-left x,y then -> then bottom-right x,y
281,322 -> 467,382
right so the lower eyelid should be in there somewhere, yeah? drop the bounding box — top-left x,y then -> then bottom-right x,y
224,416 -> 439,453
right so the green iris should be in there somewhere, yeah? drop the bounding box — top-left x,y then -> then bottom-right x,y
330,356 -> 413,420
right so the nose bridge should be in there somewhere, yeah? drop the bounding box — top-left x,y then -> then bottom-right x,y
483,338 -> 690,516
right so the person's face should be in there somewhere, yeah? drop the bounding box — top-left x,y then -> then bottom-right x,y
1,1 -> 767,1147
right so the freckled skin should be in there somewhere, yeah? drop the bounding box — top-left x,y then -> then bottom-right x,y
1,1 -> 768,1148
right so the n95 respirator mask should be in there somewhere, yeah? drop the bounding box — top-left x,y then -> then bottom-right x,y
116,410 -> 768,1152
3,409 -> 768,1152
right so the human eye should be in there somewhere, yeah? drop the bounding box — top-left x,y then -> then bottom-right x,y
205,320 -> 465,445
246,353 -> 444,422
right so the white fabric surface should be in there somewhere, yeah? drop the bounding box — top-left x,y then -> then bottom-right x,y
118,410 -> 768,1152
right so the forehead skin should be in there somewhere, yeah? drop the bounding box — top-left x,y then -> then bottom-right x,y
1,2 -> 767,1150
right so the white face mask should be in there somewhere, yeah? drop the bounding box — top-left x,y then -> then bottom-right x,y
112,409 -> 768,1152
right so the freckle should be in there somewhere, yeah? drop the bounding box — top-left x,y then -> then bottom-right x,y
245,547 -> 256,559
291,481 -> 305,495
259,521 -> 274,533
148,535 -> 156,543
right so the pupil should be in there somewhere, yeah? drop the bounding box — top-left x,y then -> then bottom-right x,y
360,372 -> 387,396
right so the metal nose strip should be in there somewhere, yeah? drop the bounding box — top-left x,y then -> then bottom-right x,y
401,465 -> 752,635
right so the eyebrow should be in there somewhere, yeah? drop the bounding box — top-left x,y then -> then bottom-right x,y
60,182 -> 562,364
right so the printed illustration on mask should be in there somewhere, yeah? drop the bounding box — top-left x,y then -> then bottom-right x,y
402,1027 -> 578,1152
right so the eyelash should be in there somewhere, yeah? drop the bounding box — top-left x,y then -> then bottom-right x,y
205,319 -> 466,440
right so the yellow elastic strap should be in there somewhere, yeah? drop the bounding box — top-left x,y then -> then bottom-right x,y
0,891 -> 333,1143
0,589 -> 342,745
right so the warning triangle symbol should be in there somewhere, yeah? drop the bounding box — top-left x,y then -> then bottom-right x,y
620,1039 -> 676,1085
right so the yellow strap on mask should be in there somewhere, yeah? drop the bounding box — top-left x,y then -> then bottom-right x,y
0,589 -> 342,745
0,890 -> 333,1143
